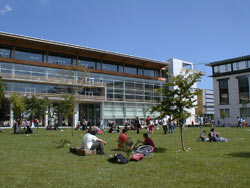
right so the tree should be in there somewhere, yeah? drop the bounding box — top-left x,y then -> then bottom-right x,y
0,76 -> 7,109
10,92 -> 25,122
25,95 -> 50,133
151,70 -> 202,151
60,94 -> 75,136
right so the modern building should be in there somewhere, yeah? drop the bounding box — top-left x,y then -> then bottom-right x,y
0,32 -> 169,128
208,55 -> 250,126
168,58 -> 200,125
195,89 -> 214,122
0,32 -> 200,128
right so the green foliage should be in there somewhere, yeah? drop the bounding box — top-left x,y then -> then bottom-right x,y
0,76 -> 7,109
60,94 -> 75,120
10,92 -> 25,121
151,70 -> 202,124
151,70 -> 202,151
25,96 -> 50,121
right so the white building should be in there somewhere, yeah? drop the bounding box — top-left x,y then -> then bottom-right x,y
167,58 -> 199,125
208,55 -> 250,126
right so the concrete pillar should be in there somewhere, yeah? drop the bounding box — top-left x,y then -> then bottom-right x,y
73,102 -> 79,128
100,102 -> 104,120
10,102 -> 14,128
44,109 -> 48,128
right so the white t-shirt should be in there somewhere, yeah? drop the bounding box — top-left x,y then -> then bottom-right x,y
81,133 -> 98,150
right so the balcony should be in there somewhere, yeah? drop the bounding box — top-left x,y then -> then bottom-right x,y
0,72 -> 105,88
4,91 -> 106,102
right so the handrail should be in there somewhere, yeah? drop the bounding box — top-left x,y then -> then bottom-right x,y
4,91 -> 106,101
0,72 -> 106,87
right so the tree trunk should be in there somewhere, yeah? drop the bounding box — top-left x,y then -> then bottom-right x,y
180,123 -> 185,151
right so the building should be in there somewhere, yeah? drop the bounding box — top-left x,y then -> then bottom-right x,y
195,89 -> 214,122
168,58 -> 199,125
0,32 -> 169,128
0,32 -> 201,128
208,55 -> 250,126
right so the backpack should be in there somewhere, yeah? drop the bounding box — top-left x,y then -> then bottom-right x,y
109,153 -> 128,164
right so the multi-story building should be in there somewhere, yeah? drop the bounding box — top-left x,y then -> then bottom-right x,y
0,32 -> 168,128
0,32 -> 201,128
168,58 -> 199,125
208,55 -> 250,126
195,89 -> 214,122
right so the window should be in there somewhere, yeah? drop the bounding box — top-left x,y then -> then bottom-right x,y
15,48 -> 44,62
124,66 -> 137,75
218,79 -> 229,104
0,46 -> 12,58
144,69 -> 154,77
137,68 -> 143,75
240,108 -> 250,117
214,66 -> 219,73
220,109 -> 230,118
183,63 -> 192,69
233,61 -> 247,71
78,59 -> 96,69
118,65 -> 123,73
48,54 -> 74,65
238,76 -> 249,103
102,63 -> 117,72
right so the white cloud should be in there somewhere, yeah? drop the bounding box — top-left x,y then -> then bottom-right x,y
0,5 -> 12,15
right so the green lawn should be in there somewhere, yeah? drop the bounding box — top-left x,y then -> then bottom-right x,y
0,127 -> 250,188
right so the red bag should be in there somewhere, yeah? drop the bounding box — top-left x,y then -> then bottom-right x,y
130,153 -> 144,161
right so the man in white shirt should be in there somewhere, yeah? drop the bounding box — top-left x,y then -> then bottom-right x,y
81,129 -> 107,155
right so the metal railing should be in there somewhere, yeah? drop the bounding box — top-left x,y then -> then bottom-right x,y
0,72 -> 105,87
4,91 -> 106,102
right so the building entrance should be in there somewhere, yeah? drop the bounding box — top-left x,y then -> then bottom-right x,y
79,103 -> 100,126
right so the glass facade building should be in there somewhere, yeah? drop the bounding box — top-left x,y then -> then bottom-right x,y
0,32 -> 167,127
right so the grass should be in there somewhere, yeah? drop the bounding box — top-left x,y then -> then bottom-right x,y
0,127 -> 250,188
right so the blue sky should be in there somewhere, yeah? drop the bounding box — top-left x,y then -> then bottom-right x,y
1,0 -> 250,89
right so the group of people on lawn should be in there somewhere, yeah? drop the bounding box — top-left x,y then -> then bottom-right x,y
200,128 -> 229,142
80,127 -> 156,155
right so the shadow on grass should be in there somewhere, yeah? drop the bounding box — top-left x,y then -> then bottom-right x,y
155,147 -> 167,153
227,152 -> 250,158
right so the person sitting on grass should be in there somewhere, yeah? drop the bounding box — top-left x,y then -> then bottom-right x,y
137,133 -> 156,151
118,128 -> 133,151
199,130 -> 209,142
81,129 -> 107,155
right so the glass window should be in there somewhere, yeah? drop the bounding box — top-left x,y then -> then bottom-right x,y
144,69 -> 154,77
48,54 -> 73,65
114,81 -> 124,88
238,61 -> 246,70
96,62 -> 101,70
238,76 -> 249,104
102,63 -> 117,72
118,65 -> 123,73
220,109 -> 230,118
0,47 -> 12,58
125,82 -> 134,90
124,66 -> 137,74
137,68 -> 143,75
78,59 -> 95,69
214,66 -> 219,73
183,63 -> 192,69
155,70 -> 160,77
240,108 -> 250,117
218,79 -> 229,105
15,49 -> 44,62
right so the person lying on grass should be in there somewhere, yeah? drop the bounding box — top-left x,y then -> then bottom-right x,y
81,129 -> 107,155
118,128 -> 133,151
136,133 -> 156,151
208,128 -> 229,142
